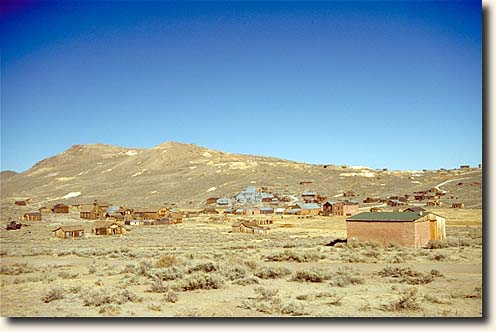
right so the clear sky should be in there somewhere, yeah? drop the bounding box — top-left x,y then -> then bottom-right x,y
1,1 -> 482,172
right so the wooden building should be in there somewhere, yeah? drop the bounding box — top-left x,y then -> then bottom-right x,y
370,207 -> 383,212
200,207 -> 219,214
105,213 -> 125,222
15,200 -> 27,206
80,204 -> 105,220
39,207 -> 52,213
231,221 -> 271,235
52,225 -> 85,239
92,221 -> 126,236
387,199 -> 405,207
22,212 -> 42,221
427,200 -> 442,207
346,211 -> 446,248
403,207 -> 426,213
206,197 -> 220,205
260,207 -> 274,214
52,204 -> 69,213
451,203 -> 465,209
132,208 -> 159,220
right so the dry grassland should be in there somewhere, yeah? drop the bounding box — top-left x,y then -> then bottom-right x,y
0,210 -> 482,317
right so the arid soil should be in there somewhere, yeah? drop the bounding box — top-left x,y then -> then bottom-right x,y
0,208 -> 482,317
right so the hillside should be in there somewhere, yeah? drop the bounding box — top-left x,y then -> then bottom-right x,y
0,142 -> 482,209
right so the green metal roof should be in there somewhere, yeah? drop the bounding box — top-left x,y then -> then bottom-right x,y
346,211 -> 424,222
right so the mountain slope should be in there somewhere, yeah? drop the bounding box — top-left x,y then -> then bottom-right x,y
0,142 -> 482,208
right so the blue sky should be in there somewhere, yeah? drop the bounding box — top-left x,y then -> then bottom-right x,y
1,1 -> 481,172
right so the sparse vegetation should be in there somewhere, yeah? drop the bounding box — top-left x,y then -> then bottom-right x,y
255,266 -> 291,279
383,288 -> 421,312
42,288 -> 64,303
376,266 -> 443,285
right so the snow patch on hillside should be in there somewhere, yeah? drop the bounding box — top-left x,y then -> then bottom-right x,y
203,152 -> 212,158
63,192 -> 81,199
339,170 -> 375,178
125,150 -> 138,156
206,187 -> 217,192
132,169 -> 146,177
189,166 -> 197,169
101,168 -> 113,174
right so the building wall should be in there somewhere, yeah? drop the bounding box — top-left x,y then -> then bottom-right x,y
53,206 -> 69,213
343,204 -> 359,216
347,221 -> 424,247
414,220 -> 431,248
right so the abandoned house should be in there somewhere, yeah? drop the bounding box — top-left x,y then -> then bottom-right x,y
200,207 -> 219,214
38,207 -> 52,213
427,200 -> 443,207
52,203 -> 69,213
370,207 -> 383,212
290,203 -> 321,216
92,221 -> 127,236
403,207 -> 426,213
260,207 -> 274,214
132,207 -> 160,220
346,211 -> 446,248
387,199 -> 405,207
206,197 -> 220,205
275,207 -> 285,215
15,200 -> 27,206
52,225 -> 85,239
80,204 -> 105,220
22,212 -> 42,221
451,203 -> 465,209
322,201 -> 337,216
331,201 -> 359,216
231,221 -> 271,235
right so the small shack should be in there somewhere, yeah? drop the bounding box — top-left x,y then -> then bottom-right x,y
92,221 -> 127,236
52,225 -> 85,239
52,203 -> 69,213
6,221 -> 22,230
451,203 -> 465,209
15,200 -> 27,206
22,212 -> 42,221
275,207 -> 285,215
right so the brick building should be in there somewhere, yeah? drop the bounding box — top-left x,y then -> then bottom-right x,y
346,211 -> 445,248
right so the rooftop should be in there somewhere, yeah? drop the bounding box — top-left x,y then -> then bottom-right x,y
346,212 -> 425,222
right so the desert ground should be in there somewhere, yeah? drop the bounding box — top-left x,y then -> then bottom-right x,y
0,208 -> 482,317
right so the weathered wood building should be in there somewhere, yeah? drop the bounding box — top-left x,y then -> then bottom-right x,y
22,212 -> 42,221
52,225 -> 85,239
92,221 -> 126,236
52,204 -> 69,213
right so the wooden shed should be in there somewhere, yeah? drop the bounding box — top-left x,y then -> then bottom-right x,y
92,221 -> 126,236
22,212 -> 42,221
52,203 -> 69,213
15,200 -> 27,206
53,225 -> 85,239
451,203 -> 465,209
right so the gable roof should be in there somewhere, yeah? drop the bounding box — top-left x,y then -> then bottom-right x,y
52,225 -> 85,232
403,207 -> 426,213
296,203 -> 321,210
92,221 -> 124,229
346,212 -> 425,222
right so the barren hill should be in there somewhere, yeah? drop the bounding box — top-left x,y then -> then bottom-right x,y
0,142 -> 482,209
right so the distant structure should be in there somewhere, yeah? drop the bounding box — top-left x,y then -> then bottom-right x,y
346,211 -> 446,248
235,186 -> 273,204
460,165 -> 470,169
53,225 -> 85,239
22,212 -> 42,221
231,221 -> 271,235
52,204 -> 69,213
